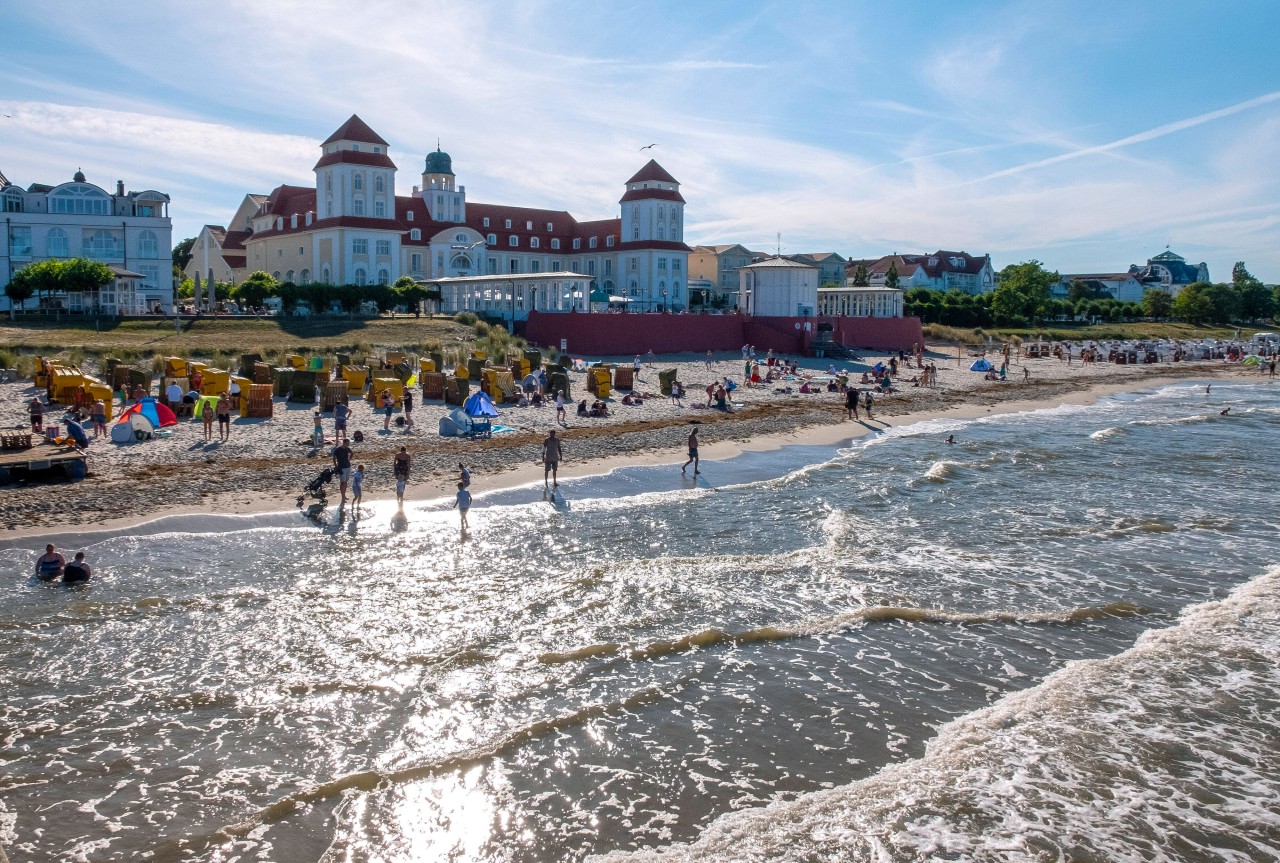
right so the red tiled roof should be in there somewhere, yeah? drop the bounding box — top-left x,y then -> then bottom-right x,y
260,185 -> 316,218
617,239 -> 693,253
312,150 -> 398,171
625,160 -> 678,185
322,114 -> 388,146
220,229 -> 250,251
222,253 -> 247,267
846,251 -> 988,279
619,187 -> 686,204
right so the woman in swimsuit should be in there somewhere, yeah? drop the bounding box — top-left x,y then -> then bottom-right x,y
216,392 -> 232,442
35,544 -> 65,582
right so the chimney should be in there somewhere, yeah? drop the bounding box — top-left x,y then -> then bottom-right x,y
413,185 -> 419,194
116,180 -> 125,196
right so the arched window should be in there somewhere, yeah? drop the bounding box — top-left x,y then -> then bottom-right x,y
551,238 -> 560,250
455,233 -> 468,243
285,270 -> 294,282
3,188 -> 24,213
50,184 -> 110,215
300,269 -> 310,284
375,176 -> 384,193
378,269 -> 389,285
509,235 -> 518,247
83,230 -> 118,258
606,236 -> 615,247
354,174 -> 363,191
322,267 -> 331,282
138,230 -> 159,257
530,237 -> 540,249
451,254 -> 471,269
46,228 -> 69,257
658,205 -> 665,220
487,233 -> 496,245
355,268 -> 367,286
588,237 -> 597,249
273,271 -> 281,280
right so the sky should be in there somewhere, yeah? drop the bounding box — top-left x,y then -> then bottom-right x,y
2,0 -> 1279,282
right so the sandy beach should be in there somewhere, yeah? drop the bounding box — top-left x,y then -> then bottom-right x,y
0,345 -> 1259,539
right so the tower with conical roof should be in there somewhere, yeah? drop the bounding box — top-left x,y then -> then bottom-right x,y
421,145 -> 465,223
313,114 -> 396,221
619,160 -> 684,244
617,160 -> 691,310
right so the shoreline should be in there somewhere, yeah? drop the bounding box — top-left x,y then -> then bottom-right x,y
0,371 -> 1227,547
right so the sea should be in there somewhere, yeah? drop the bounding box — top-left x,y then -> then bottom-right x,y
2,378 -> 1279,863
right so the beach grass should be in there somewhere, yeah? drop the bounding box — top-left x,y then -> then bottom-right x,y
924,321 -> 1255,344
0,315 -> 475,363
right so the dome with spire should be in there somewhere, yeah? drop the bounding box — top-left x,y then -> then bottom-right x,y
73,168 -> 85,183
424,147 -> 453,175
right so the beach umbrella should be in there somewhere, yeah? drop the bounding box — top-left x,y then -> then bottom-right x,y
463,391 -> 500,417
118,397 -> 177,428
193,272 -> 202,312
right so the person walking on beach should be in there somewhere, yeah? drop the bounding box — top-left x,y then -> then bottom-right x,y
393,446 -> 411,503
402,388 -> 415,431
28,396 -> 44,434
682,426 -> 700,475
381,389 -> 395,432
200,396 -> 215,442
555,390 -> 567,425
634,355 -> 643,380
458,462 -> 471,489
351,464 -> 364,514
35,544 -> 65,582
333,399 -> 349,439
63,551 -> 92,584
216,392 -> 231,442
864,389 -> 874,420
845,386 -> 860,420
453,481 -> 472,530
332,436 -> 353,505
542,429 -> 564,489
91,398 -> 107,439
705,350 -> 714,370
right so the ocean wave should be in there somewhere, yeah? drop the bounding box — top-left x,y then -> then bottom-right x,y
1130,413 -> 1210,427
590,566 -> 1280,863
1090,425 -> 1126,441
538,601 -> 1151,665
923,460 -> 957,482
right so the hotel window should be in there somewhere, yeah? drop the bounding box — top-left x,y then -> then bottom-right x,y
552,261 -> 562,272
354,174 -> 363,191
587,260 -> 595,276
410,229 -> 421,240
509,259 -> 519,273
353,239 -> 368,255
658,258 -> 667,271
376,240 -> 391,256
572,238 -> 581,250
483,217 -> 490,227
629,257 -> 637,272
285,270 -> 294,282
411,253 -> 422,273
504,219 -> 512,229
46,228 -> 69,257
531,260 -> 541,273
406,210 -> 414,221
373,147 -> 381,154
374,201 -> 385,217
300,269 -> 310,283
546,222 -> 553,231
437,253 -> 444,270
526,221 -> 533,230
509,236 -> 518,247
352,144 -> 360,151
487,257 -> 497,275
606,236 -> 615,247
138,230 -> 159,257
658,224 -> 665,239
353,199 -> 364,215
588,237 -> 597,249
551,238 -> 560,250
375,176 -> 384,192
530,237 -> 540,249
355,268 -> 366,285
82,229 -> 119,258
50,185 -> 110,215
603,260 -> 612,276
673,258 -> 682,272
378,269 -> 389,285
3,190 -> 23,212
9,227 -> 31,257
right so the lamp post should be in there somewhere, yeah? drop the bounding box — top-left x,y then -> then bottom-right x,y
661,288 -> 667,312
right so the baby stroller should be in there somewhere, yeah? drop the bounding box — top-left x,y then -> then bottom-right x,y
296,467 -> 334,519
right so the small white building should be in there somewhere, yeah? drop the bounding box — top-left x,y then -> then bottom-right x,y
739,257 -> 818,317
420,272 -> 596,328
1,169 -> 174,313
817,284 -> 904,317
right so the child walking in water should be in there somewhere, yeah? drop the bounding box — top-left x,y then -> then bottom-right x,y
351,465 -> 364,514
453,480 -> 472,530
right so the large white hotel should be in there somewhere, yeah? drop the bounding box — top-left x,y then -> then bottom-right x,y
190,115 -> 692,317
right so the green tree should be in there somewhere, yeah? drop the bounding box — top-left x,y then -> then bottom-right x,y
1142,288 -> 1173,319
4,268 -> 38,315
61,258 -> 115,293
394,276 -> 428,317
1172,282 -> 1212,324
1231,262 -> 1273,323
1201,282 -> 1240,325
172,237 -> 195,272
992,260 -> 1057,325
884,261 -> 899,290
852,261 -> 870,287
234,271 -> 277,309
1066,279 -> 1106,303
5,261 -> 63,312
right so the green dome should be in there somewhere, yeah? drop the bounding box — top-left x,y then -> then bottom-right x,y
424,148 -> 453,175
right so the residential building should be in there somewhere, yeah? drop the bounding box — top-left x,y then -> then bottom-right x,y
1,169 -> 174,313
1054,272 -> 1147,303
846,251 -> 995,294
184,194 -> 266,284
1128,250 -> 1209,295
789,252 -> 847,286
688,244 -> 755,300
739,257 -> 818,317
211,115 -> 690,314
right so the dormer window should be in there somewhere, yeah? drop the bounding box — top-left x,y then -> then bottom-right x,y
606,236 -> 615,247
509,235 -> 518,247
373,146 -> 381,154
546,222 -> 553,231
530,237 -> 540,249
505,219 -> 512,229
573,238 -> 581,250
410,229 -> 421,240
276,217 -> 283,230
352,144 -> 360,151
487,233 -> 496,245
589,237 -> 597,249
290,214 -> 297,228
407,210 -> 414,221
551,239 -> 560,250
526,221 -> 533,230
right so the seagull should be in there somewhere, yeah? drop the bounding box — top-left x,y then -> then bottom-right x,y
639,143 -> 656,151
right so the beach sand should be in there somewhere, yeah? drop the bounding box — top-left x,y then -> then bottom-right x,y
0,346 -> 1258,540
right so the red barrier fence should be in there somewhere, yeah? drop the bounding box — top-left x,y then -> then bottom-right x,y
524,311 -> 924,357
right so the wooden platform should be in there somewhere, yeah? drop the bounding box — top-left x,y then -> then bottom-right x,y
0,442 -> 87,478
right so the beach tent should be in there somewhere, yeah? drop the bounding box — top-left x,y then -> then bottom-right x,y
118,397 -> 177,429
463,391 -> 500,417
110,420 -> 136,444
193,395 -> 219,418
969,358 -> 993,372
1243,355 -> 1262,366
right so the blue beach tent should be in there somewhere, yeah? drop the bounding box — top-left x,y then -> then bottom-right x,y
463,391 -> 500,418
969,358 -> 993,372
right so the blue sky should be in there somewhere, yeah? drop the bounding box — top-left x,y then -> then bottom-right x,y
2,0 -> 1278,281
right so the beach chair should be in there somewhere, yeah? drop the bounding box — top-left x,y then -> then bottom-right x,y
613,367 -> 634,390
494,370 -> 517,403
200,369 -> 230,397
658,368 -> 678,396
285,354 -> 306,370
385,351 -> 407,367
419,357 -> 437,375
243,383 -> 273,418
421,372 -> 445,400
253,362 -> 272,384
165,357 -> 187,377
369,377 -> 404,407
509,358 -> 530,379
340,365 -> 368,394
467,357 -> 486,381
321,380 -> 349,412
587,367 -> 611,398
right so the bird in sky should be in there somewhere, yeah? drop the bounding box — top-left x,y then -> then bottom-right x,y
639,143 -> 656,151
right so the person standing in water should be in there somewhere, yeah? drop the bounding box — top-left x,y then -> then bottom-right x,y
453,481 -> 472,530
393,446 -> 411,503
35,544 -> 66,581
682,426 -> 700,475
542,429 -> 564,489
845,386 -> 860,420
351,464 -> 364,514
63,552 -> 92,584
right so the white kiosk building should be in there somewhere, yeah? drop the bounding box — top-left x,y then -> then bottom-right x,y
738,257 -> 818,317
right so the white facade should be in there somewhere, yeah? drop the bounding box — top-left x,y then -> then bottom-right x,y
817,285 -> 905,317
2,171 -> 174,313
739,257 -> 818,317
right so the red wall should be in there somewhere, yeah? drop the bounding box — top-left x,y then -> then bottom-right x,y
524,311 -> 924,357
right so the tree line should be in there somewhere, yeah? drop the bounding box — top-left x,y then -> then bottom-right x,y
902,261 -> 1277,328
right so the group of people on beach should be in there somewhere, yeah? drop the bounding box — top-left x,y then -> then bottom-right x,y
33,544 -> 91,585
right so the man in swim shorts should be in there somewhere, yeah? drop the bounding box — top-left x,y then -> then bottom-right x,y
681,426 -> 700,475
393,446 -> 411,502
332,436 -> 353,504
63,551 -> 92,584
542,429 -> 564,489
